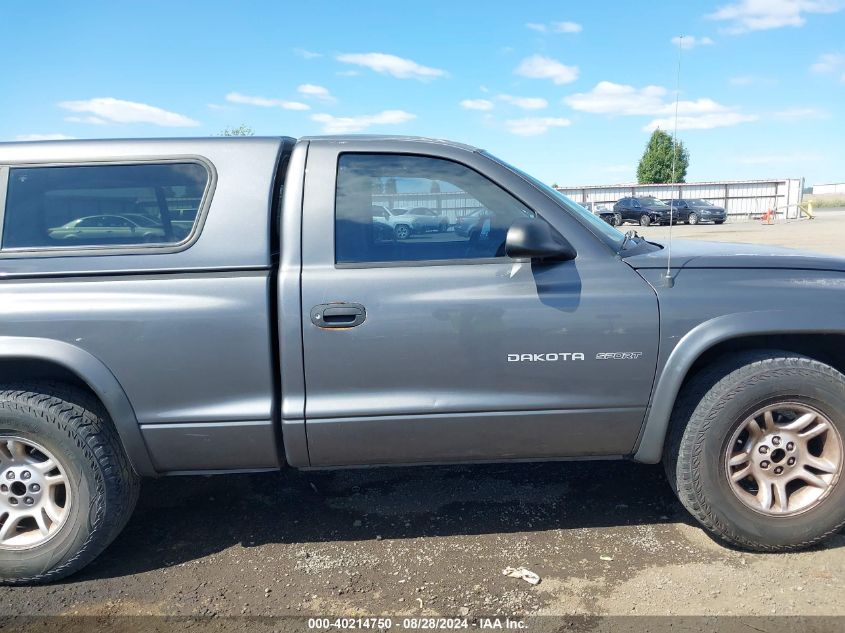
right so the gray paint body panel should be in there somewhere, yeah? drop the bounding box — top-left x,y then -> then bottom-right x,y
1,135 -> 843,474
631,265 -> 845,462
299,138 -> 660,465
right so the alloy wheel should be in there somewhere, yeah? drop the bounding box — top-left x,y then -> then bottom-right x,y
725,403 -> 842,516
0,437 -> 71,549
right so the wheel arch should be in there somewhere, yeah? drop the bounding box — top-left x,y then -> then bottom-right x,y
0,337 -> 156,476
633,310 -> 845,463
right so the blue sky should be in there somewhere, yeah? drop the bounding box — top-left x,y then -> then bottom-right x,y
1,0 -> 844,186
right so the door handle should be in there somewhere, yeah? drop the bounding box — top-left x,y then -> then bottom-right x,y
310,303 -> 366,329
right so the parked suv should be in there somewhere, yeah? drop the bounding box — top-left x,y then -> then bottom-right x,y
1,136 -> 844,585
614,196 -> 675,226
662,199 -> 727,225
373,205 -> 449,239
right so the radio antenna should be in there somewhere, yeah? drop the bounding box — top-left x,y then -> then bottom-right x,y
663,35 -> 683,288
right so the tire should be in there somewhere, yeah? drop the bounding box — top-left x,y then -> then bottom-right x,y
611,214 -> 622,227
394,224 -> 411,240
664,352 -> 845,552
0,383 -> 140,584
714,220 -> 725,225
438,220 -> 449,233
639,215 -> 651,227
687,212 -> 699,225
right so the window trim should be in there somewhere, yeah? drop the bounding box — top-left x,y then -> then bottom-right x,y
333,151 -> 540,268
0,156 -> 216,258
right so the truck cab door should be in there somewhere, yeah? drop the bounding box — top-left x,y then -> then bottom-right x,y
298,140 -> 660,466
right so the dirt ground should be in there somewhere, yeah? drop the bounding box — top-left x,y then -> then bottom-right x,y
1,210 -> 844,630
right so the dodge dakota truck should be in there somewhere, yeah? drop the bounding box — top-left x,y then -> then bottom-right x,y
0,136 -> 843,584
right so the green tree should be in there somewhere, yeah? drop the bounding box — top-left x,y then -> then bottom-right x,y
636,129 -> 689,184
218,124 -> 255,136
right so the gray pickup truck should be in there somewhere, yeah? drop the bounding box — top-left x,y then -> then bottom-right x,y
0,136 -> 844,584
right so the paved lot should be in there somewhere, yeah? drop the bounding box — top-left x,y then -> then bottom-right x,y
628,208 -> 845,257
1,209 -> 844,626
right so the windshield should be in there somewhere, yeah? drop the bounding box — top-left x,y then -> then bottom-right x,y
688,199 -> 713,206
639,197 -> 668,206
481,151 -> 625,249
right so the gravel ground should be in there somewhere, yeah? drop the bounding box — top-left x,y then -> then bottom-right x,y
1,209 -> 844,630
1,462 -> 843,622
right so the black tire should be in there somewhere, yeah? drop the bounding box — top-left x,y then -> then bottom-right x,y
394,224 -> 411,240
0,383 -> 140,584
687,212 -> 699,225
714,220 -> 725,225
639,215 -> 651,227
664,352 -> 845,551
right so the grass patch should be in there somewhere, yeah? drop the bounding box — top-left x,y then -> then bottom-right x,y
805,195 -> 845,208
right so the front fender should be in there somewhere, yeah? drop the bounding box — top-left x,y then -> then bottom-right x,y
0,336 -> 156,476
633,309 -> 845,463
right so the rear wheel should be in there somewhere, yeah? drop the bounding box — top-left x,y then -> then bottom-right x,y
0,384 -> 140,584
639,215 -> 651,227
687,212 -> 699,225
664,352 -> 845,551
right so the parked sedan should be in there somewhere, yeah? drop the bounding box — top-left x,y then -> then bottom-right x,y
662,199 -> 727,225
48,214 -> 166,241
613,197 -> 675,226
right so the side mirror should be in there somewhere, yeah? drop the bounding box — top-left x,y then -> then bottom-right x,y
505,218 -> 577,262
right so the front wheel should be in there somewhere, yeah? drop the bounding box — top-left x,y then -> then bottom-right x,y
639,214 -> 651,227
687,212 -> 699,225
714,220 -> 725,225
664,352 -> 845,551
393,224 -> 411,240
0,384 -> 140,584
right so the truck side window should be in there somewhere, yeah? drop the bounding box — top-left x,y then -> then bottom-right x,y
2,162 -> 209,250
335,153 -> 535,264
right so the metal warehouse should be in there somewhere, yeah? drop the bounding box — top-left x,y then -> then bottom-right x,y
554,178 -> 805,220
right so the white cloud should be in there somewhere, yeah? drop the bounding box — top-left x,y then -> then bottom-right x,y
566,81 -> 731,115
554,21 -> 583,33
65,116 -> 108,124
498,94 -> 548,110
515,55 -> 579,85
644,112 -> 758,131
564,81 -> 757,131
671,35 -> 715,49
810,52 -> 845,81
564,82 -> 668,115
707,0 -> 845,33
526,21 -> 582,33
336,53 -> 446,80
297,84 -> 335,102
311,110 -> 416,133
460,99 -> 494,111
225,92 -> 310,110
505,117 -> 571,136
59,97 -> 199,127
15,133 -> 75,141
294,48 -> 322,59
